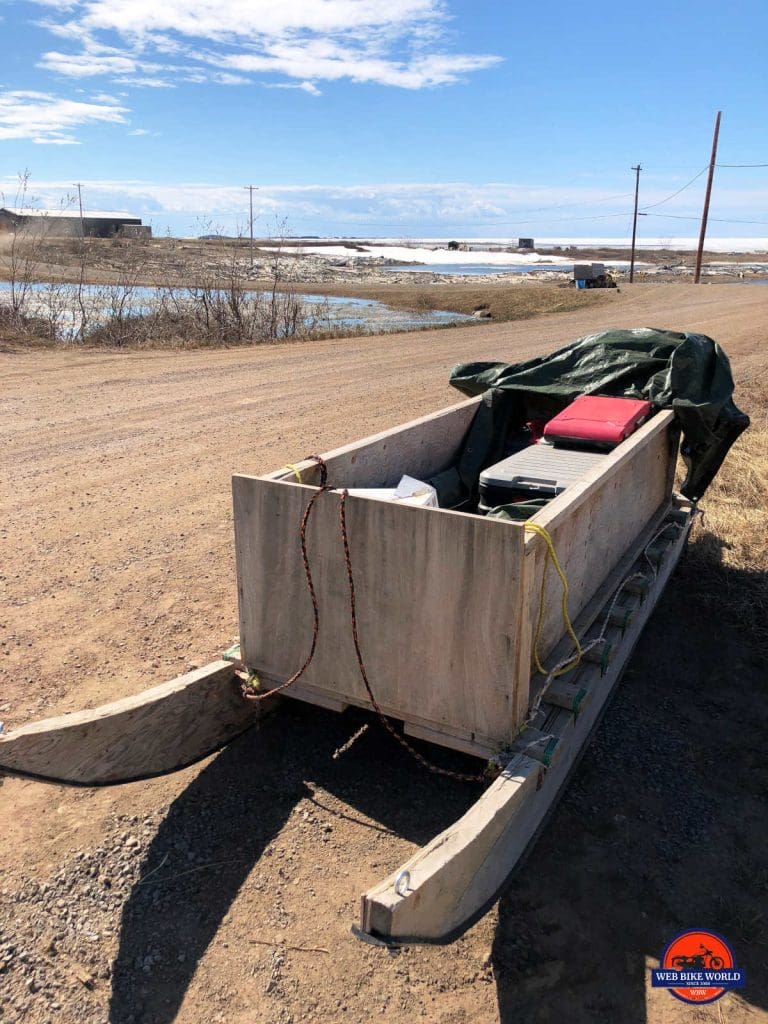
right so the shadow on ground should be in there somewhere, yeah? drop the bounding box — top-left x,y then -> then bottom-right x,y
492,547 -> 768,1022
109,544 -> 767,1024
108,697 -> 483,1023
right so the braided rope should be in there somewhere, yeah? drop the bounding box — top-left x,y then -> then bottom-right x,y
244,455 -> 489,782
242,456 -> 331,703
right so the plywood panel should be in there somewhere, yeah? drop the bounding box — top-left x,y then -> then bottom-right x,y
526,412 -> 675,660
234,478 -> 527,749
264,397 -> 481,488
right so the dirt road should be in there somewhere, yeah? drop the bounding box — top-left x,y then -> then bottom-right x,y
2,283 -> 767,1024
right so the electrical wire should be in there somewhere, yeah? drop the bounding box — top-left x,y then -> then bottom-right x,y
641,166 -> 708,211
717,163 -> 768,168
643,212 -> 768,226
317,190 -> 638,230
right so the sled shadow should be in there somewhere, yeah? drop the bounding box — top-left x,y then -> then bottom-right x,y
492,545 -> 768,1022
108,699 -> 482,1024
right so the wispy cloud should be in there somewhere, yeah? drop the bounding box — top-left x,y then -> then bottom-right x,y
265,80 -> 322,96
32,0 -> 501,91
5,176 -> 762,235
0,89 -> 128,144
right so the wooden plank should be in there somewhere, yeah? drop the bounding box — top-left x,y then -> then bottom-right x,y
359,510 -> 692,943
263,397 -> 481,488
545,677 -> 593,713
526,412 -> 676,659
510,545 -> 536,731
510,726 -> 562,766
0,661 -> 259,785
360,754 -> 542,940
234,477 -> 528,751
265,680 -> 349,714
403,721 -> 497,760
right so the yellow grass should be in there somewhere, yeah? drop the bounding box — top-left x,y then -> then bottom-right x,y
683,380 -> 768,652
328,282 -> 609,323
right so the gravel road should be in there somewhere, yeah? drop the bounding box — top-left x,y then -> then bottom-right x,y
2,283 -> 766,1024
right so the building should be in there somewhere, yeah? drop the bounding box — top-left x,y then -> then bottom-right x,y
0,207 -> 149,239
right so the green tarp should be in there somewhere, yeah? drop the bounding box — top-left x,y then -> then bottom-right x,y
436,328 -> 748,506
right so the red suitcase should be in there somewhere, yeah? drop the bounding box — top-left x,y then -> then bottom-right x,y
543,395 -> 652,448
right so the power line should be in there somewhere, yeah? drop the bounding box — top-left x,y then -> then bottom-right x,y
716,162 -> 768,168
641,166 -> 708,210
644,212 -> 768,225
338,208 -> 636,230
334,194 -> 636,230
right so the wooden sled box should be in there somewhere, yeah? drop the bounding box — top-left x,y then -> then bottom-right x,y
233,398 -> 677,759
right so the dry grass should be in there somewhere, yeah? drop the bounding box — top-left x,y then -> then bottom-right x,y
682,376 -> 768,653
321,282 -> 610,322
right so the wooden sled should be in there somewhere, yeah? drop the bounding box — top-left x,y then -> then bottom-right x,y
0,396 -> 693,944
0,502 -> 693,941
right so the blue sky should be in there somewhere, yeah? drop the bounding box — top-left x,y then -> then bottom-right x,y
1,0 -> 766,238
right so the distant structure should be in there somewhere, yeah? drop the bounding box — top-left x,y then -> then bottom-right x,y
517,237 -> 535,249
0,207 -> 149,239
118,224 -> 152,240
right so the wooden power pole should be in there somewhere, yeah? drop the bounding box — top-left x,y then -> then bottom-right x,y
629,164 -> 642,283
73,182 -> 85,238
694,111 -> 722,284
244,185 -> 258,267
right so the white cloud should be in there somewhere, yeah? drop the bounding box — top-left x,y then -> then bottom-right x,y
212,42 -> 498,88
0,89 -> 128,144
3,175 -> 763,241
29,0 -> 501,92
54,0 -> 443,40
40,50 -> 160,77
265,80 -> 322,96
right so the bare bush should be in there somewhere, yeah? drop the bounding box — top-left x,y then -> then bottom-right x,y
1,204 -> 317,348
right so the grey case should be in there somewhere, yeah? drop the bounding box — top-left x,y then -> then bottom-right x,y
479,444 -> 608,505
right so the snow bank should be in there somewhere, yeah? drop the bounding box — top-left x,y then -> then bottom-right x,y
265,245 -> 574,266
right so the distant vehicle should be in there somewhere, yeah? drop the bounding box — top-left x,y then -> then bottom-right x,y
573,262 -> 617,289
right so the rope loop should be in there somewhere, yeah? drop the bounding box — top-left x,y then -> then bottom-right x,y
524,522 -> 582,679
304,454 -> 328,486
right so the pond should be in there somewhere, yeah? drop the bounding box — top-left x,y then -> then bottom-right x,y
0,281 -> 473,338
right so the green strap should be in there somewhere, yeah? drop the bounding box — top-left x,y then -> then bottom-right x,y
542,737 -> 558,768
573,687 -> 588,717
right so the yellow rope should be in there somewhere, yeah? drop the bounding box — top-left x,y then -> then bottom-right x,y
524,522 -> 583,678
284,463 -> 303,484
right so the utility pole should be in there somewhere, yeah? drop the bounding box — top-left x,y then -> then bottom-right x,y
629,164 -> 642,283
73,182 -> 85,238
244,185 -> 258,267
694,111 -> 722,284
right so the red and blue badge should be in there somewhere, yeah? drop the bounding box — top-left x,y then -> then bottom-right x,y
651,930 -> 745,1004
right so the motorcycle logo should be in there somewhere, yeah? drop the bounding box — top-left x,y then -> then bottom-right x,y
651,930 -> 745,1004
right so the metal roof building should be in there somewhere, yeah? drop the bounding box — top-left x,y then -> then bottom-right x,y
0,207 -> 146,238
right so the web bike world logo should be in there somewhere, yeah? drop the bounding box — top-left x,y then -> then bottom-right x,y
651,930 -> 745,1004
